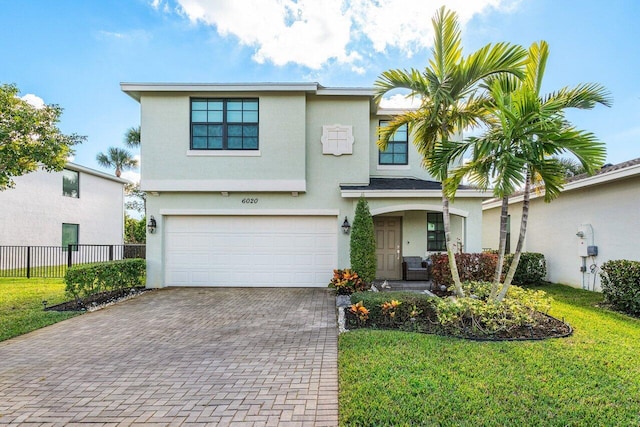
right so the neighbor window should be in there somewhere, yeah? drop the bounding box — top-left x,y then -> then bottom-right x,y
427,213 -> 446,251
191,98 -> 259,150
62,223 -> 79,251
378,121 -> 408,165
62,169 -> 79,198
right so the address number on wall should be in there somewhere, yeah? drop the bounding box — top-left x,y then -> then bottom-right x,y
241,198 -> 259,204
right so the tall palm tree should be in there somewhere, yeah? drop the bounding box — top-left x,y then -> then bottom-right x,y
374,6 -> 527,297
96,147 -> 138,177
124,126 -> 140,148
446,41 -> 611,300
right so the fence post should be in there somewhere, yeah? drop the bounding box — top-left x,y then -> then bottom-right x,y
26,246 -> 31,279
67,244 -> 73,268
109,245 -> 114,261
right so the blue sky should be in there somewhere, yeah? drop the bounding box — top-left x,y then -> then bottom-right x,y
2,0 -> 638,182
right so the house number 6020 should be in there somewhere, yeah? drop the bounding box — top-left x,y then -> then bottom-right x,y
242,198 -> 258,204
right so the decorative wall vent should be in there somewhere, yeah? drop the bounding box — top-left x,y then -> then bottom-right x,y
320,124 -> 354,156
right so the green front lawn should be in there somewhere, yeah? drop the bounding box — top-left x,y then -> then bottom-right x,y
339,284 -> 640,426
0,277 -> 80,342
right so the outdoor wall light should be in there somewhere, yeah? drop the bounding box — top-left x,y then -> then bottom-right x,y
147,216 -> 157,234
342,217 -> 351,234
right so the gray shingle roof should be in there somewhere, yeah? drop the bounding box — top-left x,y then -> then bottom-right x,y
340,177 -> 473,191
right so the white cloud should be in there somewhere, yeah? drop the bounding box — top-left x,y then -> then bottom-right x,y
121,170 -> 141,184
171,0 -> 518,70
121,154 -> 141,184
21,94 -> 45,109
95,29 -> 151,43
379,93 -> 422,109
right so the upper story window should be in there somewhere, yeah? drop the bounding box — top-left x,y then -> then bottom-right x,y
62,169 -> 79,198
379,121 -> 408,165
191,98 -> 259,150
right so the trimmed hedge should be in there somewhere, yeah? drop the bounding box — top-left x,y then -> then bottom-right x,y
600,259 -> 640,316
431,252 -> 547,286
350,197 -> 377,283
431,253 -> 498,286
65,259 -> 145,301
504,252 -> 547,285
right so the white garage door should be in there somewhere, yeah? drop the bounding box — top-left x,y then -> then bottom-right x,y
164,216 -> 338,287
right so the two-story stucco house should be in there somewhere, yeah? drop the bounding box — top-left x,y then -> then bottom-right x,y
0,162 -> 127,247
121,82 -> 486,288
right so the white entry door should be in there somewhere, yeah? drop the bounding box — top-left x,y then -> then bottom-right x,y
164,216 -> 337,287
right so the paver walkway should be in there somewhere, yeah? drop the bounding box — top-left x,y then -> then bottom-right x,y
0,288 -> 338,426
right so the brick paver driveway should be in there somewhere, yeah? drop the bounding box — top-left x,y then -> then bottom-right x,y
0,288 -> 338,426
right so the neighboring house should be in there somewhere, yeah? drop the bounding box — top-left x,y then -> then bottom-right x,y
121,82 -> 486,288
482,158 -> 640,291
0,163 -> 127,247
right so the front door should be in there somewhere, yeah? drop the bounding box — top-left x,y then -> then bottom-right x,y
374,217 -> 402,280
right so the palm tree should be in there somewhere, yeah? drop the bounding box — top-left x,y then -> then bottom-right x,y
446,41 -> 611,300
96,147 -> 138,177
124,126 -> 140,148
374,6 -> 527,297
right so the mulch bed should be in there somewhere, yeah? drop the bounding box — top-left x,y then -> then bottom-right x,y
44,287 -> 149,312
345,308 -> 572,341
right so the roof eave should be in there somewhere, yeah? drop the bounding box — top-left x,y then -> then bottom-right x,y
483,162 -> 640,210
341,189 -> 488,198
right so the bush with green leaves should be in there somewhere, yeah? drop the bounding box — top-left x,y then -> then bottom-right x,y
504,252 -> 547,285
600,259 -> 640,316
64,259 -> 145,301
436,281 -> 552,335
349,197 -> 377,283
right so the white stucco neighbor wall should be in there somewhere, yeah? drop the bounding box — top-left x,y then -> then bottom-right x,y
483,170 -> 640,291
0,164 -> 126,246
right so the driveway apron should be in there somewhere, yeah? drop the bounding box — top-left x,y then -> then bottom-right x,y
0,288 -> 338,426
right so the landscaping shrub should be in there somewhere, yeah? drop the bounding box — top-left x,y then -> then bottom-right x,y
504,252 -> 547,285
349,197 -> 377,283
600,259 -> 640,316
328,269 -> 369,295
346,291 -> 438,331
435,281 -> 552,336
430,252 -> 547,287
65,259 -> 145,301
431,252 -> 498,286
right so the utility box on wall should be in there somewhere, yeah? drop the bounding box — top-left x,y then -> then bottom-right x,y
576,224 -> 594,257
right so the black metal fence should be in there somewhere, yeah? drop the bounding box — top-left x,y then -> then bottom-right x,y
0,244 -> 146,278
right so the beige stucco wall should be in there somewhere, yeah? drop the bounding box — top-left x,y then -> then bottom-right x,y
482,175 -> 640,290
0,167 -> 124,246
137,89 -> 485,287
140,92 -> 307,190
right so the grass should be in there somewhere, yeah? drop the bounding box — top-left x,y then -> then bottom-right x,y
339,284 -> 640,426
0,264 -> 68,279
0,277 -> 80,342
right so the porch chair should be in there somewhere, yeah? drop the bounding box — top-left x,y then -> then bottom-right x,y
402,256 -> 430,281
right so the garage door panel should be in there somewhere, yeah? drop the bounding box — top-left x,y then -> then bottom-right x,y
164,216 -> 337,287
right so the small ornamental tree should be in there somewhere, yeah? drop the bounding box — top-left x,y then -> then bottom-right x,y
350,196 -> 377,284
0,83 -> 85,190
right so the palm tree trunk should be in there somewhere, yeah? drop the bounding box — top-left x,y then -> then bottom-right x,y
490,196 -> 509,300
497,170 -> 531,301
443,194 -> 464,297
